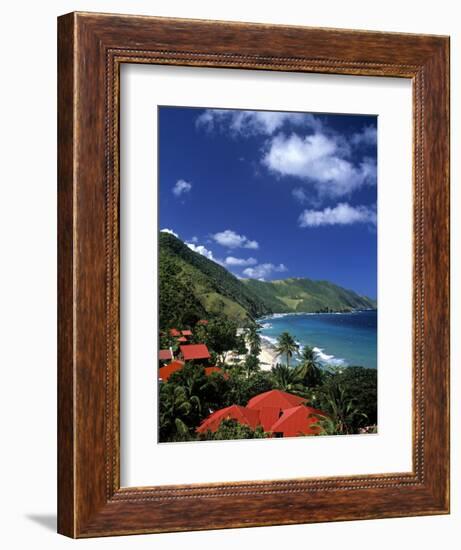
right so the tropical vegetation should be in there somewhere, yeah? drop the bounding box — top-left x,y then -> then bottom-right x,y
158,318 -> 377,442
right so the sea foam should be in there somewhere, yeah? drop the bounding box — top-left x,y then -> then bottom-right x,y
313,346 -> 346,367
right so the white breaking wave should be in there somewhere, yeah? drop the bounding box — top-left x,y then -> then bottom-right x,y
260,335 -> 278,346
313,346 -> 346,367
260,322 -> 273,329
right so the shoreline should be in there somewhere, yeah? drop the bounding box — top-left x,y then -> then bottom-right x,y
258,338 -> 278,371
257,308 -> 377,323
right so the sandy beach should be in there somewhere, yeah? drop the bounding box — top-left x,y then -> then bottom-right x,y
258,339 -> 278,371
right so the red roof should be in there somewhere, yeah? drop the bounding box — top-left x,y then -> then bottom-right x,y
195,390 -> 326,437
270,405 -> 325,437
197,319 -> 208,325
180,344 -> 210,361
169,328 -> 181,337
196,405 -> 260,434
159,349 -> 172,361
182,330 -> 192,336
204,366 -> 229,379
257,407 -> 282,432
178,336 -> 188,342
159,360 -> 184,382
247,390 -> 306,411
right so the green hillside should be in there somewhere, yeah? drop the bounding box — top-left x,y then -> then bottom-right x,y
242,278 -> 376,314
158,232 -> 376,328
159,232 -> 270,327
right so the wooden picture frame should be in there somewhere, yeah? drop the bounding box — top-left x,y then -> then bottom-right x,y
57,12 -> 450,537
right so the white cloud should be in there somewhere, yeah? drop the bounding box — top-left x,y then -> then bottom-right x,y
243,263 -> 287,280
186,242 -> 217,261
212,229 -> 259,250
172,179 -> 192,197
224,256 -> 257,267
263,132 -> 376,198
196,109 -> 322,136
160,228 -> 179,237
298,203 -> 377,227
351,125 -> 377,147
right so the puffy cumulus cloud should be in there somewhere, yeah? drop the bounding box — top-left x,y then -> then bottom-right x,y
160,228 -> 179,237
172,179 -> 192,197
298,203 -> 377,228
224,256 -> 257,267
196,109 -> 322,137
242,263 -> 287,280
212,229 -> 259,250
263,132 -> 376,198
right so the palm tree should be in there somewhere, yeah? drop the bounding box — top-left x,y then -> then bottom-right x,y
315,384 -> 367,435
270,364 -> 309,398
159,384 -> 198,442
298,345 -> 323,387
274,332 -> 299,368
246,326 -> 262,359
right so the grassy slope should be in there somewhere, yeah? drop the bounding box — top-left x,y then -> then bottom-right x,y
159,232 -> 270,326
242,278 -> 376,313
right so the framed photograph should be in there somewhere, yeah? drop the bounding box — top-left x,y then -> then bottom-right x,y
58,12 -> 450,537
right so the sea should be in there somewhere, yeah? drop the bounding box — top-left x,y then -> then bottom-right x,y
258,310 -> 377,370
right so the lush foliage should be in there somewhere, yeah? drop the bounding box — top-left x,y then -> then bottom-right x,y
193,319 -> 245,364
310,366 -> 377,433
274,332 -> 299,368
199,419 -> 268,441
159,232 -> 270,327
298,346 -> 324,388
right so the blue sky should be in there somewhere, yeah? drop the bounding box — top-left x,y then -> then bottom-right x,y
159,106 -> 377,299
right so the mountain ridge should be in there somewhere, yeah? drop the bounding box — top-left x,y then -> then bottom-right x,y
159,232 -> 376,328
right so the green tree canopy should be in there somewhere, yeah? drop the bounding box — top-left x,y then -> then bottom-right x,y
274,331 -> 299,368
199,419 -> 268,440
193,319 -> 242,364
297,345 -> 324,388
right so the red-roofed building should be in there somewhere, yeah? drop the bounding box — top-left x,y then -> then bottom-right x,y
257,407 -> 282,432
204,366 -> 229,379
159,349 -> 173,361
247,389 -> 306,411
178,336 -> 188,343
196,319 -> 208,325
196,405 -> 260,434
182,330 -> 192,336
270,405 -> 325,437
169,328 -> 181,337
195,390 -> 326,437
180,344 -> 210,361
159,360 -> 185,382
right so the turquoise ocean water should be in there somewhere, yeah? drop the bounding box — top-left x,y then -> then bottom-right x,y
258,310 -> 377,369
